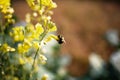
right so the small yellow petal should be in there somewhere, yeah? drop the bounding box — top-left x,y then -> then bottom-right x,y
35,23 -> 44,35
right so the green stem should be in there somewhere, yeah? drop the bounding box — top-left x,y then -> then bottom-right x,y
0,12 -> 3,33
40,0 -> 42,9
32,30 -> 48,68
32,47 -> 39,68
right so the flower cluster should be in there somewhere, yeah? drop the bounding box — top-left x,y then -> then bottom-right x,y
0,0 -> 15,31
0,0 -> 59,80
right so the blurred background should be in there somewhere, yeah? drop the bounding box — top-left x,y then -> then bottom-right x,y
12,0 -> 120,80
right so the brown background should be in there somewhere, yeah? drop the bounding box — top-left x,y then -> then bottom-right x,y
12,0 -> 120,76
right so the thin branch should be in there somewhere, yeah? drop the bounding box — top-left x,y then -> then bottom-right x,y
32,30 -> 48,68
32,47 -> 39,68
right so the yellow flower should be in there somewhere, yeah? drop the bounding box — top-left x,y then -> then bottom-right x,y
26,57 -> 33,64
41,0 -> 57,8
0,0 -> 10,7
41,74 -> 49,80
19,57 -> 25,65
44,34 -> 58,43
0,43 -> 15,53
26,23 -> 34,33
17,39 -> 32,54
32,42 -> 40,50
17,44 -> 23,53
38,54 -> 47,64
10,26 -> 24,42
26,0 -> 57,11
33,12 -> 38,17
25,23 -> 44,41
0,0 -> 12,14
25,13 -> 31,23
47,21 -> 57,32
35,23 -> 44,35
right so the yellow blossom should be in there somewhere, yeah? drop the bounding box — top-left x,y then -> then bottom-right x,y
25,13 -> 31,23
33,12 -> 38,17
26,57 -> 33,64
17,40 -> 32,54
19,57 -> 25,65
10,26 -> 24,42
32,42 -> 40,50
41,74 -> 49,80
0,0 -> 10,7
35,23 -> 44,35
44,34 -> 58,43
41,0 -> 57,8
0,43 -> 15,53
47,21 -> 57,32
0,0 -> 13,14
38,54 -> 47,64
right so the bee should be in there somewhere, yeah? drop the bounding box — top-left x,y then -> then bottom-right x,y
57,35 -> 65,44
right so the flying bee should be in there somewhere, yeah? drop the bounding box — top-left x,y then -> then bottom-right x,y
44,34 -> 65,45
57,35 -> 65,44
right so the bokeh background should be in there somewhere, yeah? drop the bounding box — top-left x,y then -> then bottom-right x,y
12,0 -> 120,80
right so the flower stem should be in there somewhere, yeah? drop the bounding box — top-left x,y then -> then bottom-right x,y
32,30 -> 48,68
32,47 -> 39,68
